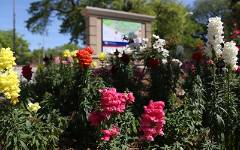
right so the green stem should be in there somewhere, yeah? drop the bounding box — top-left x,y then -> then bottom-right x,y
227,68 -> 230,101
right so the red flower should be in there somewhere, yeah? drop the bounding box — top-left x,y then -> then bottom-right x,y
147,58 -> 160,69
120,52 -> 130,64
76,47 -> 93,68
192,50 -> 203,62
21,65 -> 33,81
230,29 -> 240,39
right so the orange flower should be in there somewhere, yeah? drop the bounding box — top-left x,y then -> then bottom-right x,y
76,47 -> 93,68
85,46 -> 94,54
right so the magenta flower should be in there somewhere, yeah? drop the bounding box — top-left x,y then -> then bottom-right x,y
88,88 -> 135,127
139,100 -> 165,141
126,92 -> 135,104
101,126 -> 120,141
99,88 -> 135,114
88,111 -> 110,126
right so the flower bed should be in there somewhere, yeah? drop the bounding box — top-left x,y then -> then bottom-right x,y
0,17 -> 240,149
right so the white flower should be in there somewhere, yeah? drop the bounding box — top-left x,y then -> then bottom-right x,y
171,59 -> 182,67
153,39 -> 166,50
222,41 -> 238,67
162,59 -> 167,64
152,35 -> 169,59
142,38 -> 149,42
162,49 -> 169,58
140,38 -> 149,52
123,46 -> 133,54
152,34 -> 160,39
205,17 -> 224,58
152,35 -> 170,62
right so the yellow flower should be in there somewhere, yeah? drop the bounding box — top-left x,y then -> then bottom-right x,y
0,69 -> 20,105
91,61 -> 98,68
27,102 -> 41,113
63,49 -> 71,57
0,47 -> 16,70
98,52 -> 107,61
71,50 -> 78,57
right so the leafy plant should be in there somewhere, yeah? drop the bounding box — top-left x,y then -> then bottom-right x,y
0,105 -> 67,150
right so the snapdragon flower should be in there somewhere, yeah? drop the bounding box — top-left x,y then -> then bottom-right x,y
139,100 -> 165,141
0,47 -> 16,70
27,102 -> 41,113
63,49 -> 71,57
152,34 -> 169,61
205,17 -> 224,58
140,38 -> 149,52
0,69 -> 20,105
222,41 -> 238,67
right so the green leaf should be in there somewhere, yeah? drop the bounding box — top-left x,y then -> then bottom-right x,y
20,140 -> 29,150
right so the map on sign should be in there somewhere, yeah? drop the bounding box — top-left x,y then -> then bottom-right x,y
102,19 -> 143,53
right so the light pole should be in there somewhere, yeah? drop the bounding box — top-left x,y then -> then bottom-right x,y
13,0 -> 16,53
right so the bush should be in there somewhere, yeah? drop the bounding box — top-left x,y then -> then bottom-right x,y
0,105 -> 67,150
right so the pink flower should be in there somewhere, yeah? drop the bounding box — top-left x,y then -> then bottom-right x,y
88,88 -> 135,127
126,92 -> 135,104
139,100 -> 165,141
54,56 -> 61,64
101,126 -> 120,141
234,65 -> 240,73
207,59 -> 214,65
67,56 -> 74,63
182,61 -> 196,73
176,88 -> 185,97
88,111 -> 110,126
99,88 -> 134,114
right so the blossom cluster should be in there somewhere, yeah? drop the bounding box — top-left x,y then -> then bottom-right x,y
27,102 -> 41,113
222,41 -> 239,67
205,17 -> 224,58
88,88 -> 135,141
98,52 -> 107,61
76,47 -> 94,68
140,38 -> 149,52
0,48 -> 20,105
139,100 -> 165,141
63,49 -> 78,58
152,34 -> 169,63
0,48 -> 16,70
88,88 -> 135,126
22,65 -> 33,81
0,70 -> 20,105
101,126 -> 120,141
100,88 -> 135,114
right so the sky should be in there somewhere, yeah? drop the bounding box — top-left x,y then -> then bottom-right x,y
0,0 -> 195,50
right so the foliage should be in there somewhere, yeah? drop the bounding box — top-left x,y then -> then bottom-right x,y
0,105 -> 68,150
160,76 -> 216,149
88,88 -> 138,149
21,54 -> 106,148
193,0 -> 230,24
0,30 -> 31,64
26,0 -> 114,43
230,0 -> 240,25
153,1 -> 202,48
